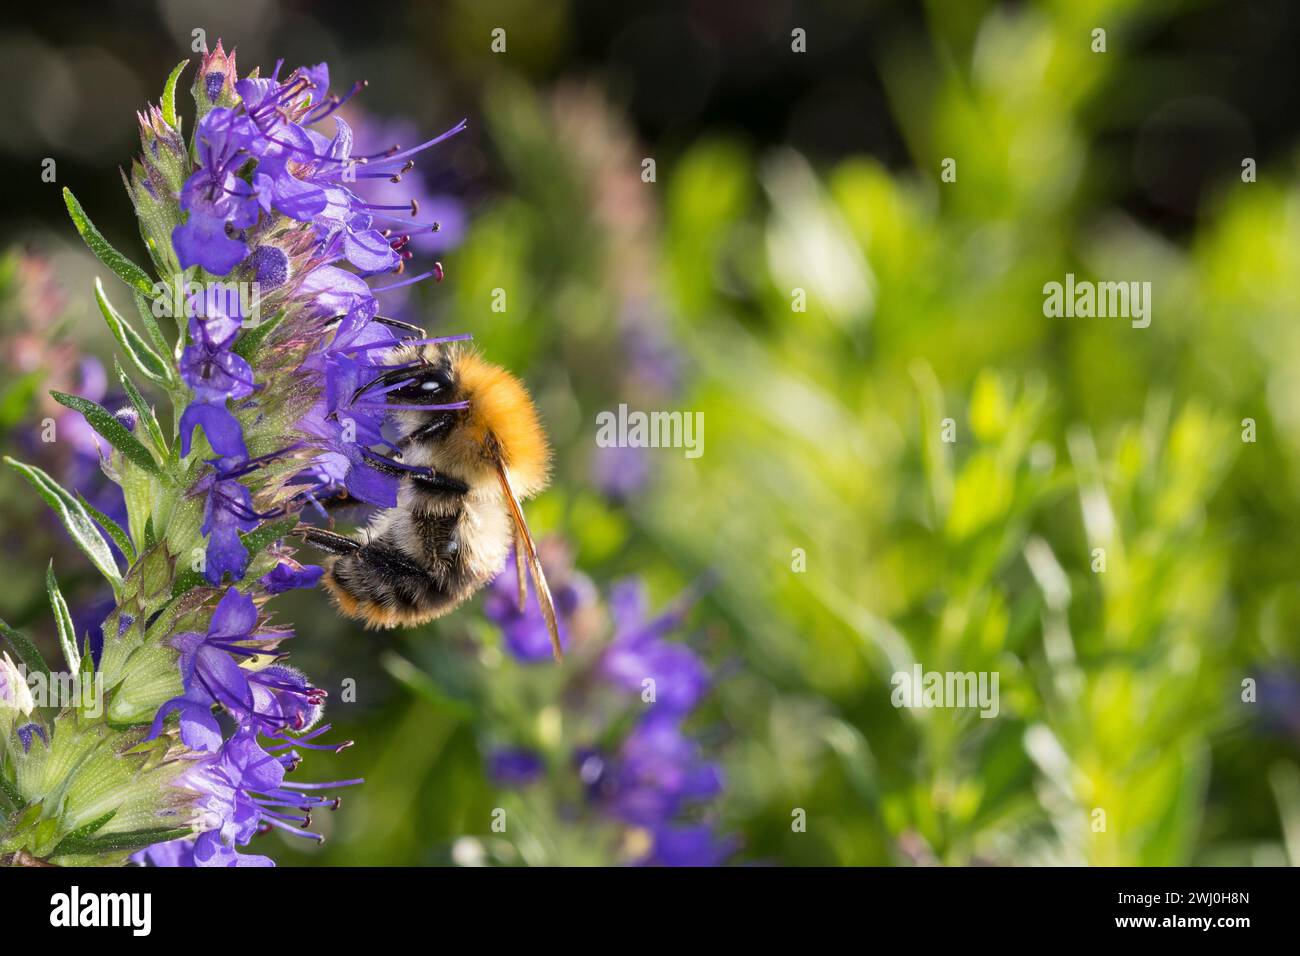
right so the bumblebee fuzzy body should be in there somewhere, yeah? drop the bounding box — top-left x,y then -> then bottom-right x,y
306,341 -> 553,636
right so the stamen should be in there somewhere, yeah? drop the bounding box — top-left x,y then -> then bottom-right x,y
370,268 -> 441,292
359,118 -> 467,169
259,814 -> 325,841
339,334 -> 471,355
280,778 -> 365,790
353,401 -> 470,413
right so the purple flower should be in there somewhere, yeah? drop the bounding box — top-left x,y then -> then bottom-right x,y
172,108 -> 260,273
480,564 -> 733,863
131,51 -> 472,868
261,560 -> 324,595
177,303 -> 255,473
1256,668 -> 1300,741
592,443 -> 650,502
581,710 -> 723,827
180,318 -> 255,404
180,401 -> 248,462
640,824 -> 738,867
172,210 -> 249,276
484,549 -> 593,662
344,111 -> 467,257
622,314 -> 682,396
488,748 -> 545,787
196,470 -> 261,584
600,579 -> 709,713
136,725 -> 359,867
148,587 -> 319,747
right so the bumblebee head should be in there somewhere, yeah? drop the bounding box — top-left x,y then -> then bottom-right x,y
380,343 -> 550,497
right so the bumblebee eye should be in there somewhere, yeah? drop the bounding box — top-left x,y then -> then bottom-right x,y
384,362 -> 455,403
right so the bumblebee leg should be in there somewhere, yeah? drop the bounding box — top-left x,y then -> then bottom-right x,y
356,449 -> 431,480
410,470 -> 469,497
295,527 -> 362,556
324,313 -> 427,337
397,414 -> 454,449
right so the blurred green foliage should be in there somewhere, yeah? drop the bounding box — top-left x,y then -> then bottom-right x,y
2,0 -> 1298,865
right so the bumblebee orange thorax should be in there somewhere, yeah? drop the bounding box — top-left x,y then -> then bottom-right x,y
451,350 -> 550,497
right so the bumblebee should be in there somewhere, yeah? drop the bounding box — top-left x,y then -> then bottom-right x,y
300,324 -> 561,659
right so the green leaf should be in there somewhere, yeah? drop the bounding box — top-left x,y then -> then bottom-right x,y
132,290 -> 175,361
55,809 -> 117,847
114,359 -> 168,457
0,618 -> 51,683
95,278 -> 169,385
47,562 -> 80,674
52,825 -> 192,857
0,774 -> 24,813
77,492 -> 136,564
49,390 -> 162,478
161,59 -> 189,130
4,457 -> 123,590
0,370 -> 42,431
242,514 -> 300,555
62,188 -> 155,296
233,308 -> 288,360
381,652 -> 477,721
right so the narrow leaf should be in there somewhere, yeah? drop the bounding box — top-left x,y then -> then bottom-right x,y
241,515 -> 301,556
233,309 -> 288,360
52,825 -> 192,857
62,188 -> 155,296
47,562 -> 80,674
114,359 -> 168,457
49,390 -> 161,478
77,492 -> 136,563
95,278 -> 169,385
0,618 -> 51,683
4,457 -> 122,589
56,809 -> 117,847
161,60 -> 189,130
132,291 -> 175,360
0,774 -> 24,812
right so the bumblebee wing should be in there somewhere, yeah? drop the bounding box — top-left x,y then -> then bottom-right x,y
514,533 -> 528,612
495,459 -> 562,661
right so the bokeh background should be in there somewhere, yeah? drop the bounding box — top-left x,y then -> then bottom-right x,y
2,0 -> 1300,865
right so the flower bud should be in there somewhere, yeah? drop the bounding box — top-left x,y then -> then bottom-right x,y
0,653 -> 34,717
192,39 -> 240,122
